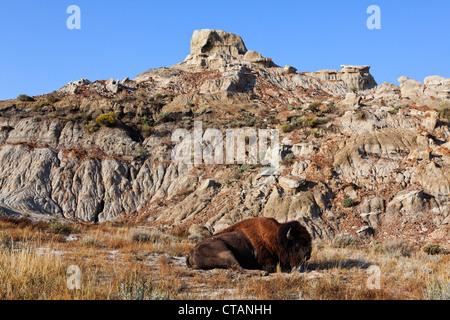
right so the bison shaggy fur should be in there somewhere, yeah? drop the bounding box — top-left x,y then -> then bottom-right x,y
186,217 -> 312,273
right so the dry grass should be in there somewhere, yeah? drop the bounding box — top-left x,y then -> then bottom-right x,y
0,216 -> 448,300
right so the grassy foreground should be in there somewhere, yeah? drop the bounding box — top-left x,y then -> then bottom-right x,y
0,216 -> 448,300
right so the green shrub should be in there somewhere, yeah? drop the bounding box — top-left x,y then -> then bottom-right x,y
140,123 -> 154,136
229,121 -> 241,128
85,120 -> 100,133
130,229 -> 174,244
312,129 -> 321,138
342,198 -> 355,208
423,244 -> 448,255
282,152 -> 294,165
254,120 -> 267,129
306,118 -> 318,128
244,116 -> 257,127
17,94 -> 34,102
307,101 -> 322,112
48,221 -> 74,235
325,102 -> 336,113
389,108 -> 399,115
156,111 -> 171,123
280,123 -> 291,132
234,163 -> 253,175
96,112 -> 119,127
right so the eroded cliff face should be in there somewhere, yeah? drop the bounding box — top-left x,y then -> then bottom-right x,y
0,29 -> 449,248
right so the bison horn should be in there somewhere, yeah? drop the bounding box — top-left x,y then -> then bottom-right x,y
286,227 -> 294,240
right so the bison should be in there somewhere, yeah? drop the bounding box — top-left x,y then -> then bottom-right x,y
186,217 -> 312,274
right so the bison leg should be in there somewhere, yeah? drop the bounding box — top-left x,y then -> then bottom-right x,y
186,238 -> 266,275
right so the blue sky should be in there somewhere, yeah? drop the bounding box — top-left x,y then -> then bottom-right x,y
0,0 -> 449,100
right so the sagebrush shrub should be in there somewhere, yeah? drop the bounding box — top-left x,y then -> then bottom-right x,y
96,112 -> 119,127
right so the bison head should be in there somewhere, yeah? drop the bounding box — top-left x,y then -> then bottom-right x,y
276,221 -> 312,271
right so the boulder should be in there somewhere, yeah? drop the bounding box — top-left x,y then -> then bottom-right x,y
385,189 -> 434,222
421,110 -> 439,131
283,65 -> 297,74
340,92 -> 362,106
243,50 -> 263,62
359,196 -> 385,228
424,75 -> 450,99
398,76 -> 425,99
279,176 -> 306,190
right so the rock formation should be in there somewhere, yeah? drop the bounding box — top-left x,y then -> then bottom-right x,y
0,29 -> 448,249
311,65 -> 377,91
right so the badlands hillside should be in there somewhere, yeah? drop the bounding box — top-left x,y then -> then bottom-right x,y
0,29 -> 449,250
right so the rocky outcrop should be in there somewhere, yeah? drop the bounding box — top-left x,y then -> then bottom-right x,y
181,29 -> 276,71
424,75 -> 450,99
312,65 -> 377,91
398,75 -> 450,104
57,78 -> 133,97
